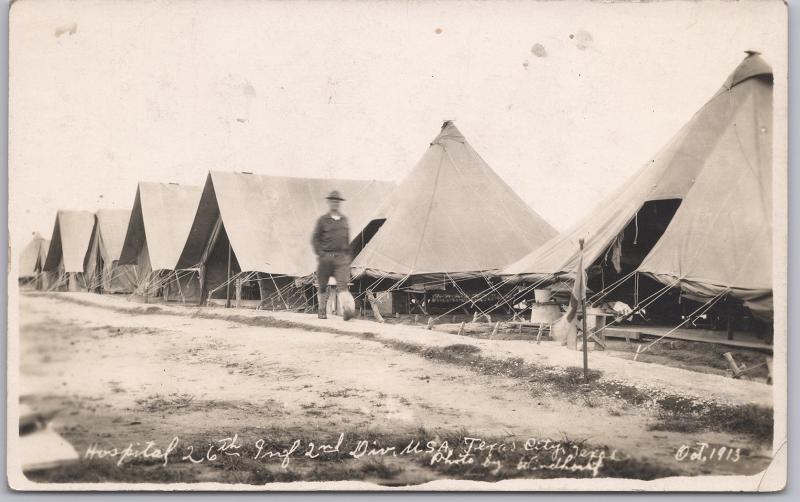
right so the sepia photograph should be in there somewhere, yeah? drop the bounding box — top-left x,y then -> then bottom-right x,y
6,0 -> 788,491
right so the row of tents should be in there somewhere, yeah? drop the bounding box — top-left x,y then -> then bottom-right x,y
19,53 -> 774,323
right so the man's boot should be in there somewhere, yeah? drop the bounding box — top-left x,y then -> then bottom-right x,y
317,289 -> 328,319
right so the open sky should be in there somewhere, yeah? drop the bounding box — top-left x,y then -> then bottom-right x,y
9,0 -> 786,251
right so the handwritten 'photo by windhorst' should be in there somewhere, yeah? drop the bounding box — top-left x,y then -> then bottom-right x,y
6,0 -> 788,492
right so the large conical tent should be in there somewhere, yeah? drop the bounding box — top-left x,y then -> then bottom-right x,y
42,210 -> 96,291
84,209 -> 138,293
19,232 -> 49,288
637,54 -> 773,318
118,182 -> 203,302
176,171 -> 395,306
502,53 -> 773,318
350,121 -> 558,282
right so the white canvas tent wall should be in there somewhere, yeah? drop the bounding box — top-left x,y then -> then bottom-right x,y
19,232 -> 49,289
176,171 -> 395,307
118,182 -> 203,303
350,121 -> 558,285
502,53 -> 773,319
84,209 -> 137,293
42,210 -> 96,292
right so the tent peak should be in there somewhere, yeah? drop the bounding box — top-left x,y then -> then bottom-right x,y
432,120 -> 466,146
724,52 -> 772,90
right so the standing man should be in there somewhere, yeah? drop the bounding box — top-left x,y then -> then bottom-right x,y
311,190 -> 352,320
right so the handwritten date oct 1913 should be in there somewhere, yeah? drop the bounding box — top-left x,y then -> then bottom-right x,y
675,442 -> 742,463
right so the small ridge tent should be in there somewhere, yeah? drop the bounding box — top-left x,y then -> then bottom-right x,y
84,209 -> 137,294
176,171 -> 394,308
502,53 -> 774,321
42,210 -> 96,292
118,182 -> 203,303
19,232 -> 49,289
349,121 -> 557,314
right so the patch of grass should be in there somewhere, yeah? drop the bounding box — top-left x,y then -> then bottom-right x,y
440,344 -> 481,355
620,339 -> 772,379
595,457 -> 682,481
707,403 -> 773,442
134,393 -> 195,412
247,466 -> 303,484
25,459 -> 205,484
359,459 -> 402,478
320,389 -> 358,399
649,417 -> 702,434
651,402 -> 773,443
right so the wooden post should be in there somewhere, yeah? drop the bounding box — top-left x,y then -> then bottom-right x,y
580,238 -> 588,381
490,322 -> 500,338
457,322 -> 465,336
723,352 -> 742,377
472,312 -> 479,323
426,317 -> 434,330
235,278 -> 242,308
225,242 -> 232,308
197,265 -> 204,306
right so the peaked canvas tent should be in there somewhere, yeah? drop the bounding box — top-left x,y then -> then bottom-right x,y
118,182 -> 203,302
350,121 -> 558,284
176,171 -> 395,308
84,209 -> 137,293
42,210 -> 96,291
502,53 -> 773,319
19,232 -> 49,288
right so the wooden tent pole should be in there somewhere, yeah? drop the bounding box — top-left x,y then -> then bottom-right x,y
225,242 -> 232,308
580,238 -> 589,381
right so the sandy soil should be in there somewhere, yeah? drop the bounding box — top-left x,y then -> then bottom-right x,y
17,292 -> 775,485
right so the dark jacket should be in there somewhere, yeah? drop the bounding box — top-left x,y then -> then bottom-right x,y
311,213 -> 350,255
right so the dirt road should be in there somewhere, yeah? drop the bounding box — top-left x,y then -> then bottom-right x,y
17,293 -> 775,486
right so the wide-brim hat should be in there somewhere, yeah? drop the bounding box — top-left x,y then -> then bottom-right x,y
325,190 -> 345,201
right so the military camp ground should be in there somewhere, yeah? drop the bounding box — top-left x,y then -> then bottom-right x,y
16,53 -> 776,483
